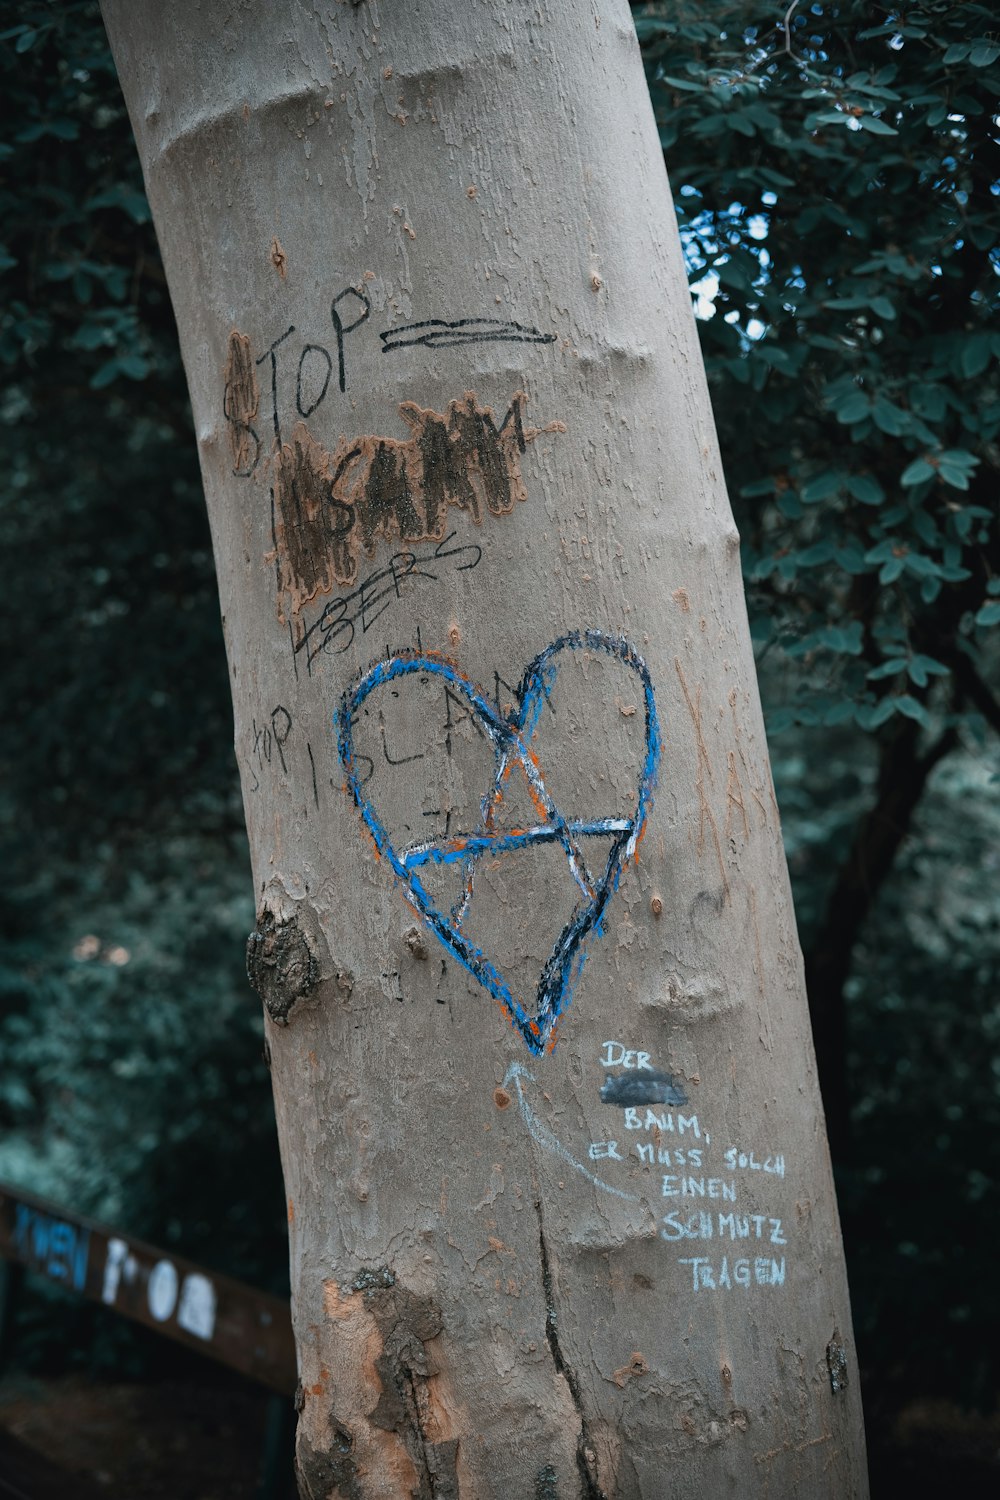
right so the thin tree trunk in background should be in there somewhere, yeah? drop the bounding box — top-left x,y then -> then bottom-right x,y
102,3 -> 868,1494
805,720 -> 957,1161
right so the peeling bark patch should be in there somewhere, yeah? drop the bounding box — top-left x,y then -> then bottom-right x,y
296,1427 -> 360,1500
360,1281 -> 457,1499
611,1353 -> 649,1389
404,925 -> 429,960
415,1437 -> 459,1500
366,1285 -> 441,1430
826,1332 -> 849,1394
270,236 -> 288,278
223,330 -> 261,477
246,906 -> 319,1023
272,391 -> 564,618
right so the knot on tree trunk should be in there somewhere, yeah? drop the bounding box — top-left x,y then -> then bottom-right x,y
247,902 -> 323,1024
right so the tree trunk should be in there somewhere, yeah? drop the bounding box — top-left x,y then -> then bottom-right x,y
805,719 -> 957,1162
101,3 -> 868,1494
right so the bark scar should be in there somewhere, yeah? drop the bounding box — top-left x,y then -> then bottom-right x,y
223,330 -> 261,477
364,1279 -> 458,1498
269,389 -> 564,620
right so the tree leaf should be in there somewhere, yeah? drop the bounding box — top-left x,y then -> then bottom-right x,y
855,699 -> 897,729
832,392 -> 870,424
908,655 -> 950,684
801,471 -> 843,503
901,458 -> 936,486
872,397 -> 906,435
867,659 -> 907,680
960,337 -> 993,378
847,473 -> 884,505
894,696 -> 930,725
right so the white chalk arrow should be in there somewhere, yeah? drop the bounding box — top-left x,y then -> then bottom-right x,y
503,1061 -> 641,1202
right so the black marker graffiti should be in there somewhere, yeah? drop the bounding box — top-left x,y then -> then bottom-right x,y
331,286 -> 371,392
224,301 -> 556,483
296,343 -> 333,419
249,705 -> 293,786
255,325 -> 295,446
290,533 -> 481,671
379,317 -> 557,353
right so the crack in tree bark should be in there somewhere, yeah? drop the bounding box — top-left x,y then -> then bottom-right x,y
533,1198 -> 607,1500
403,1365 -> 459,1500
405,1367 -> 436,1497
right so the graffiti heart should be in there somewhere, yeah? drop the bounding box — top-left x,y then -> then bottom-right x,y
335,631 -> 660,1054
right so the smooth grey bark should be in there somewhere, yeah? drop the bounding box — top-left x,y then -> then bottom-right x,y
103,3 -> 868,1496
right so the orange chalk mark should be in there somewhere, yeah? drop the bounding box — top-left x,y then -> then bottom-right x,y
526,784 -> 549,820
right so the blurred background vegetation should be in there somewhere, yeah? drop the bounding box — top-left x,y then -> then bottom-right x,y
0,0 -> 997,1491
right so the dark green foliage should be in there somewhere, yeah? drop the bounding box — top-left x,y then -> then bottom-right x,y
770,723 -> 1000,1409
636,0 -> 998,737
843,758 -> 1000,1412
0,0 -> 286,1317
0,0 -> 230,844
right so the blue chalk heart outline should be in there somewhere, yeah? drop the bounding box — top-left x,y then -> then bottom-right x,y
335,630 -> 660,1054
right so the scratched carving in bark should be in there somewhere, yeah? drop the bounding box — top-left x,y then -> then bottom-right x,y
271,391 -> 564,620
223,330 -> 262,478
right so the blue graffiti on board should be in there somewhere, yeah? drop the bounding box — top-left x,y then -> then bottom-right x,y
13,1203 -> 90,1292
336,630 -> 660,1054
